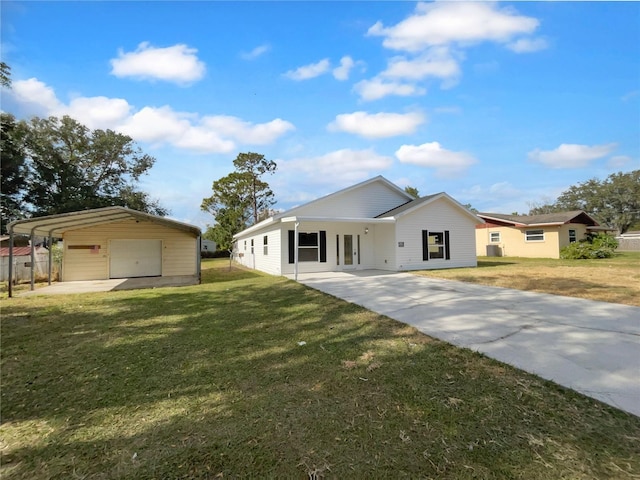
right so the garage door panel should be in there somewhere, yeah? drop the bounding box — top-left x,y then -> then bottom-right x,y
110,240 -> 162,278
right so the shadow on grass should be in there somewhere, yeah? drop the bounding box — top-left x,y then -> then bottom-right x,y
2,276 -> 639,478
476,260 -> 517,268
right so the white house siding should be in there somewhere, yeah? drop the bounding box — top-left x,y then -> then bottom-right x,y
279,221 -> 374,275
290,182 -> 409,218
62,219 -> 198,281
235,227 -> 282,275
373,223 -> 396,271
395,198 -> 478,271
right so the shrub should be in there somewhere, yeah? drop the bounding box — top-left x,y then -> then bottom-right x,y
560,233 -> 618,259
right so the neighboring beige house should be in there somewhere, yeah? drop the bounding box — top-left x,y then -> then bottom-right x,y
233,176 -> 482,277
7,207 -> 201,283
475,211 -> 609,259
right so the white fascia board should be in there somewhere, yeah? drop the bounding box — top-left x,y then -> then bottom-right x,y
518,222 -> 565,228
280,216 -> 395,224
233,217 -> 278,239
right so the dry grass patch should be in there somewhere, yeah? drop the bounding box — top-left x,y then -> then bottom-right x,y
2,258 -> 639,479
414,252 -> 640,306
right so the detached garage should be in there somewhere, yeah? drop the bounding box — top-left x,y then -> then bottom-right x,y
7,207 -> 201,296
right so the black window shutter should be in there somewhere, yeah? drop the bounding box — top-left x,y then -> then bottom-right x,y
319,230 -> 327,263
288,230 -> 295,264
422,230 -> 429,261
445,230 -> 450,260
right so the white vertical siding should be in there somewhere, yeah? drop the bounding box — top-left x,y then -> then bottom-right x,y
395,198 -> 478,270
63,219 -> 198,281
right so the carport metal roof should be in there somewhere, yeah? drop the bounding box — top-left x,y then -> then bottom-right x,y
8,206 -> 201,237
6,207 -> 201,298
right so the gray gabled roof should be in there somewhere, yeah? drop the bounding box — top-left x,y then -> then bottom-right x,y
8,206 -> 201,237
375,194 -> 439,218
376,192 -> 483,224
478,210 -> 599,227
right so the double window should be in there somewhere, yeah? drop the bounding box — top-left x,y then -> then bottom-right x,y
422,230 -> 450,261
525,229 -> 544,242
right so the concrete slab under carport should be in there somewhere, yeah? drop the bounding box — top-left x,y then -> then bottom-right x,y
18,275 -> 199,296
291,270 -> 640,417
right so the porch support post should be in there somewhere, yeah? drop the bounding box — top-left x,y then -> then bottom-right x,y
294,221 -> 299,281
8,228 -> 14,298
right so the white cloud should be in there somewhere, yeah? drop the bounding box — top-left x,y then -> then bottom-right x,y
528,143 -> 618,168
381,47 -> 461,81
607,155 -> 633,168
6,78 -> 293,154
11,78 -> 62,114
332,56 -> 355,81
328,111 -> 425,139
353,78 -> 425,101
507,37 -> 549,53
284,58 -> 331,80
240,44 -> 271,60
110,42 -> 206,84
279,148 -> 394,188
396,141 -> 477,177
368,2 -> 540,52
63,96 -> 132,130
202,115 -> 295,145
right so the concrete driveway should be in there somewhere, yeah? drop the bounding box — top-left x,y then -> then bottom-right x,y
294,270 -> 640,417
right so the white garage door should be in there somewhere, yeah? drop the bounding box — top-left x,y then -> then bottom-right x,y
110,239 -> 162,278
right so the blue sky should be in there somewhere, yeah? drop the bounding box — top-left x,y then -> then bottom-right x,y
2,1 -> 638,228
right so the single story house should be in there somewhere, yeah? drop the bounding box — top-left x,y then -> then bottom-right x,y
233,176 -> 482,277
7,207 -> 201,288
201,239 -> 217,253
475,210 -> 610,259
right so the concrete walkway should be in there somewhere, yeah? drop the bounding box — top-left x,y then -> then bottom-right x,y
17,275 -> 199,296
293,270 -> 640,417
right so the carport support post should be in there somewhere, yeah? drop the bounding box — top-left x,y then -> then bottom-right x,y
294,221 -> 299,281
8,229 -> 14,298
30,227 -> 36,291
47,234 -> 53,285
197,234 -> 201,284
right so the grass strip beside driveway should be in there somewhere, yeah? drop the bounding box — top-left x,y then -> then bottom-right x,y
2,259 -> 639,479
415,252 -> 640,306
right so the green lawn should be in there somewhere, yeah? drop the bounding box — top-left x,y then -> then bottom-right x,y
2,259 -> 639,479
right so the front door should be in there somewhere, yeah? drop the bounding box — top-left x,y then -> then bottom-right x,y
343,234 -> 357,270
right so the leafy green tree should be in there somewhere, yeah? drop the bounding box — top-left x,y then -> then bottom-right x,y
201,152 -> 277,251
527,171 -> 639,234
20,115 -> 166,216
0,62 -> 10,88
0,113 -> 29,232
462,203 -> 479,213
232,152 -> 277,224
552,171 -> 638,234
404,186 -> 419,198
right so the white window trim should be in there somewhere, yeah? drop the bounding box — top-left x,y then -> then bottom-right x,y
298,231 -> 319,262
525,229 -> 545,242
489,232 -> 501,243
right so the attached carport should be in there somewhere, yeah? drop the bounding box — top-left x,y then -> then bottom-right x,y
7,207 -> 202,297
